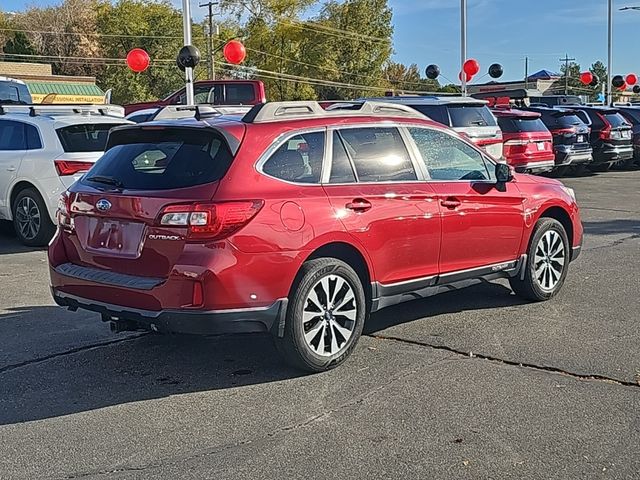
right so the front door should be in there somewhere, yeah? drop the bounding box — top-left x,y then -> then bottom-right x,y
406,126 -> 525,275
322,127 -> 441,286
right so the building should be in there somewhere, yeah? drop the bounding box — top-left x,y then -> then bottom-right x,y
467,70 -> 564,96
0,61 -> 105,104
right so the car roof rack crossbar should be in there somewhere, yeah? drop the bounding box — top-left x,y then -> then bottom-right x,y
242,100 -> 428,124
0,104 -> 125,118
151,104 -> 253,121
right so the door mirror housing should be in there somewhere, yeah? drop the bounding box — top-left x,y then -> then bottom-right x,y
495,162 -> 513,184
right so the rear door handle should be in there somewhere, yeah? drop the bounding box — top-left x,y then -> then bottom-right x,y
6,167 -> 16,172
440,197 -> 461,209
345,198 -> 372,212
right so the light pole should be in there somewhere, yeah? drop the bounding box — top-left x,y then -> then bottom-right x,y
607,0 -> 613,106
461,0 -> 467,96
182,0 -> 195,105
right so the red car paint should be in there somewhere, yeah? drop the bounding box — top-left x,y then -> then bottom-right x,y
124,80 -> 267,115
493,108 -> 556,173
49,110 -> 582,335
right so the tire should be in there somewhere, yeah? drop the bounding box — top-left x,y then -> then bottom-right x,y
570,164 -> 589,176
509,218 -> 570,302
12,187 -> 56,247
274,258 -> 366,373
553,166 -> 570,177
588,162 -> 612,172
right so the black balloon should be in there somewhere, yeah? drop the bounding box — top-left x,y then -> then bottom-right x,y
488,63 -> 504,79
633,85 -> 640,94
612,75 -> 625,88
177,45 -> 201,71
425,64 -> 440,80
590,76 -> 599,87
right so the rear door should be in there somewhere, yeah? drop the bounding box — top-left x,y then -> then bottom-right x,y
63,126 -> 238,278
406,126 -> 525,275
322,126 -> 441,285
0,120 -> 28,217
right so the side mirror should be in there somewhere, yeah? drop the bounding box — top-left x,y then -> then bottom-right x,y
495,162 -> 513,184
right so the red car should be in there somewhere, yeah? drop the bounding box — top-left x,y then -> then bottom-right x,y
49,101 -> 583,372
492,108 -> 555,173
124,80 -> 267,115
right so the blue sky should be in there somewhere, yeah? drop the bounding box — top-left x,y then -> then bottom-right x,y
2,0 -> 639,82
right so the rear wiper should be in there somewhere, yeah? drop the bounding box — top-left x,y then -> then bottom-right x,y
86,175 -> 124,189
470,120 -> 486,126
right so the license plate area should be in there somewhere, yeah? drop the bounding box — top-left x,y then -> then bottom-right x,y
75,216 -> 146,258
536,142 -> 546,151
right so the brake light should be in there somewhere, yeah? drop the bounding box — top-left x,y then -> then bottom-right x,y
158,201 -> 264,241
596,113 -> 612,140
56,192 -> 73,229
54,160 -> 94,176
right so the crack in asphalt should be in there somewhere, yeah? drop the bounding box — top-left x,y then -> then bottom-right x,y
585,233 -> 640,251
61,356 -> 454,479
581,206 -> 640,214
0,333 -> 148,375
368,334 -> 640,389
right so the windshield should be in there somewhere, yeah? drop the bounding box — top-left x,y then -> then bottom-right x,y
448,105 -> 497,127
82,128 -> 233,190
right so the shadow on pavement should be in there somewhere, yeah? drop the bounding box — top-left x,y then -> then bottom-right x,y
0,221 -> 42,255
582,219 -> 640,236
0,280 -> 528,426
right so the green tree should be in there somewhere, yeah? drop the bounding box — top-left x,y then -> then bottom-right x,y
589,60 -> 608,100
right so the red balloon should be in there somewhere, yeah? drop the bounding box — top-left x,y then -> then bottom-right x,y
459,71 -> 473,83
618,82 -> 628,91
463,59 -> 480,76
223,40 -> 246,65
626,73 -> 638,86
126,48 -> 150,73
580,71 -> 593,85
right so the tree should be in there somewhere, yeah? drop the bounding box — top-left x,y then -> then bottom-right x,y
589,60 -> 608,100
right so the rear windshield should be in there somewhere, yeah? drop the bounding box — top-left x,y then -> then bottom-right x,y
406,105 -> 449,125
0,81 -> 31,104
57,124 -> 122,152
448,105 -> 497,127
621,109 -> 640,124
82,128 -> 232,190
553,113 -> 584,127
497,117 -> 548,133
604,113 -> 631,128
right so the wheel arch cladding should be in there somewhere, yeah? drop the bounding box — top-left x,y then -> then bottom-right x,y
10,181 -> 39,209
538,206 -> 573,248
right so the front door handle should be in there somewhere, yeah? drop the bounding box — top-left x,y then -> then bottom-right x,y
441,197 -> 461,209
345,198 -> 372,212
6,166 -> 16,172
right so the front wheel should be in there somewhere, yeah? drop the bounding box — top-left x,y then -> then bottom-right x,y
275,258 -> 366,372
510,218 -> 570,302
12,188 -> 55,247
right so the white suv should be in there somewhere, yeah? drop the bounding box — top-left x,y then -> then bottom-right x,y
0,104 -> 131,246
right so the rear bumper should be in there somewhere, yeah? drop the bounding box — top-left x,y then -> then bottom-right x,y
52,289 -> 287,335
554,146 -> 593,166
593,145 -> 634,163
513,159 -> 555,173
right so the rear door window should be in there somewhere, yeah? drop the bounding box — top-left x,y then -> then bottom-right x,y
329,131 -> 356,183
448,105 -> 497,127
57,124 -> 122,152
497,117 -> 548,133
406,105 -> 449,125
262,131 -> 325,184
337,127 -> 416,182
0,120 -> 27,150
83,128 -> 234,190
409,127 -> 492,181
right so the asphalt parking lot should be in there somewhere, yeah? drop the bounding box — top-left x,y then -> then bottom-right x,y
1,170 -> 639,480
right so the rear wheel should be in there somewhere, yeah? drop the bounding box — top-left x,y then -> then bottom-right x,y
553,166 -> 570,177
588,162 -> 612,172
12,188 -> 55,247
275,258 -> 366,372
510,218 -> 570,302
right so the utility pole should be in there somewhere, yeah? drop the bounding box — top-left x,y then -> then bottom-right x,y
200,1 -> 218,80
182,0 -> 194,104
559,54 -> 576,95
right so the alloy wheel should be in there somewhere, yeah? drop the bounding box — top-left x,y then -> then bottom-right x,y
302,274 -> 357,357
15,196 -> 41,241
533,230 -> 566,292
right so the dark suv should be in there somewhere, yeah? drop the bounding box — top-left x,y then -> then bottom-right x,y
525,106 -> 593,174
562,106 -> 633,171
614,105 -> 640,167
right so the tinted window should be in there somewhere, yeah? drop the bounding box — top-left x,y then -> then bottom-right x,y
554,113 -> 584,128
574,110 -> 591,125
409,127 -> 492,181
448,105 -> 497,127
605,113 -> 631,128
620,109 -> 640,124
57,124 -> 121,152
338,127 -> 416,182
83,129 -> 233,190
0,82 -> 31,104
263,132 -> 325,184
330,131 -> 356,183
127,113 -> 155,123
25,124 -> 42,149
497,117 -> 548,133
406,105 -> 449,125
225,84 -> 256,104
0,120 -> 27,150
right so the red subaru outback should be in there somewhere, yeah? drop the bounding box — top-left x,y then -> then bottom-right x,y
49,101 -> 583,372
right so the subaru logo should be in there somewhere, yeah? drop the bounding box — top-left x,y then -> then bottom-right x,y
96,199 -> 112,212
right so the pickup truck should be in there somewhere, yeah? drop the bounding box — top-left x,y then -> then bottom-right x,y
124,80 -> 266,115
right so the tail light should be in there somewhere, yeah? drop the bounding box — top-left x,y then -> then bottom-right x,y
56,192 -> 73,229
158,201 -> 264,242
552,127 -> 577,137
54,160 -> 94,176
596,113 -> 612,140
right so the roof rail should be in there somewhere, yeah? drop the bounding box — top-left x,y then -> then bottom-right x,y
242,100 -> 428,124
0,104 -> 125,118
152,104 -> 253,121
